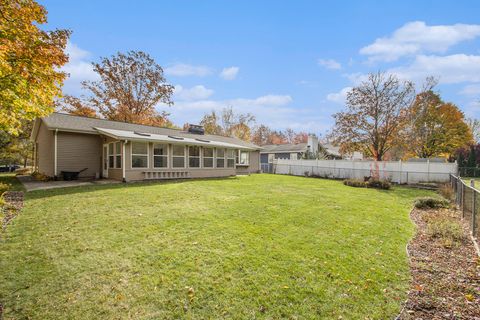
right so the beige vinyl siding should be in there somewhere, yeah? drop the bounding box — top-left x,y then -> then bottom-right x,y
57,131 -> 102,178
35,121 -> 54,177
235,150 -> 260,175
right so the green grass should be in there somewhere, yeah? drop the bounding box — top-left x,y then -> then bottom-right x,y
0,174 -> 433,319
0,173 -> 25,192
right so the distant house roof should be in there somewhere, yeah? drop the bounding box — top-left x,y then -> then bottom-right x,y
33,113 -> 260,150
260,143 -> 308,154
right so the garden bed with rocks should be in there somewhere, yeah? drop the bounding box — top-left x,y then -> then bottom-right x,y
399,207 -> 480,319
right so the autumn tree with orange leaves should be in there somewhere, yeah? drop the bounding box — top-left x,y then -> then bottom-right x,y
408,90 -> 473,158
330,72 -> 415,160
61,51 -> 175,127
0,0 -> 70,135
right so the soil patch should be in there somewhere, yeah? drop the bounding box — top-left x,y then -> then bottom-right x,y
399,207 -> 480,319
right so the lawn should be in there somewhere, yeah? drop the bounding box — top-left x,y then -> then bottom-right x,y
0,174 -> 433,319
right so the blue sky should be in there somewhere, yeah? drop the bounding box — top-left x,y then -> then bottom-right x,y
41,0 -> 480,135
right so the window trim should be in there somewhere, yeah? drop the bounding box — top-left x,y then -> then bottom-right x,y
131,141 -> 149,169
153,143 -> 169,168
188,145 -> 201,168
172,144 -> 186,169
236,150 -> 249,166
108,142 -> 115,169
216,148 -> 225,168
227,149 -> 236,168
203,147 -> 214,168
115,141 -> 122,169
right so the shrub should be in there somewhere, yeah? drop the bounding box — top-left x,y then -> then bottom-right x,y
367,179 -> 391,190
343,179 -> 368,188
438,184 -> 454,201
414,197 -> 450,209
31,171 -> 51,182
426,217 -> 465,247
0,182 -> 10,195
344,178 -> 391,190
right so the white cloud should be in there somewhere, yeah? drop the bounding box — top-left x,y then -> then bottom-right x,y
460,84 -> 480,96
61,42 -> 99,95
220,66 -> 239,80
318,59 -> 342,70
326,87 -> 352,104
164,63 -> 212,77
174,85 -> 214,101
360,21 -> 480,62
389,54 -> 480,84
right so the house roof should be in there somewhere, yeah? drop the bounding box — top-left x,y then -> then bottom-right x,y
95,127 -> 255,150
33,112 -> 261,150
260,143 -> 308,153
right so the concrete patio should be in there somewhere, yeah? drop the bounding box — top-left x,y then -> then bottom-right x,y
17,176 -> 121,192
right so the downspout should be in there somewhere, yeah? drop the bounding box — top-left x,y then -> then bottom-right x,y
122,140 -> 127,182
54,129 -> 58,180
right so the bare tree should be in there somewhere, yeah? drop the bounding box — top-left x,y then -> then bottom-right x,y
330,72 -> 415,160
467,118 -> 480,144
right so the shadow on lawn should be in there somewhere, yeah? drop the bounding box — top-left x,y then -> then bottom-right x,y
25,176 -> 239,201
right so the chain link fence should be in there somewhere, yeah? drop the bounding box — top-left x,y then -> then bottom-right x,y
458,167 -> 480,178
450,174 -> 479,242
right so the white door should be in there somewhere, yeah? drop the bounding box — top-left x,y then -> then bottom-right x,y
102,144 -> 108,178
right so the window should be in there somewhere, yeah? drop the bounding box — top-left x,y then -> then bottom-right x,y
227,149 -> 235,168
115,142 -> 122,168
131,142 -> 148,168
172,145 -> 185,168
188,146 -> 200,168
153,143 -> 168,168
216,148 -> 225,168
237,150 -> 249,165
203,147 -> 214,168
108,143 -> 114,168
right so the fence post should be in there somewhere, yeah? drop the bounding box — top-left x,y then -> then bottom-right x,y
471,180 -> 476,237
462,182 -> 465,218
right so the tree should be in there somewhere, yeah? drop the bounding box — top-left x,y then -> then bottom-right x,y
62,51 -> 174,126
199,111 -> 223,135
198,107 -> 255,141
330,72 -> 415,160
0,0 -> 70,135
251,125 -> 272,145
467,118 -> 480,144
57,95 -> 98,118
408,90 -> 473,158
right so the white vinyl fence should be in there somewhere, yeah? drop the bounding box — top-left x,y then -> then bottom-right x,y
270,159 -> 458,184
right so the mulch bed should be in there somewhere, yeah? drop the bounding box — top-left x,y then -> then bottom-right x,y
399,207 -> 480,319
1,191 -> 24,231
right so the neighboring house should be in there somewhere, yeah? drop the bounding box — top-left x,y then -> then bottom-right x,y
30,113 -> 261,182
321,143 -> 364,161
260,135 -> 320,163
260,136 -> 363,164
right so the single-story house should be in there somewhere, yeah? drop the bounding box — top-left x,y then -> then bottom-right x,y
30,113 -> 261,182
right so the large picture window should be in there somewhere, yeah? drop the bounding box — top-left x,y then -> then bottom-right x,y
115,142 -> 122,168
131,142 -> 148,168
172,145 -> 185,168
237,150 -> 249,165
108,143 -> 114,168
227,149 -> 235,168
216,148 -> 225,168
188,146 -> 200,168
153,143 -> 168,168
203,147 -> 214,168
